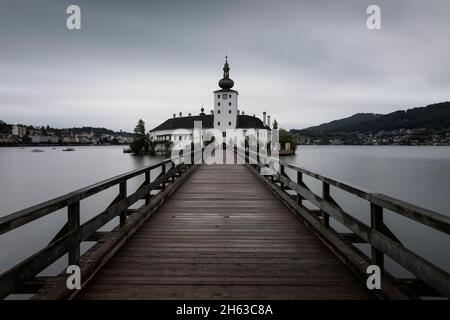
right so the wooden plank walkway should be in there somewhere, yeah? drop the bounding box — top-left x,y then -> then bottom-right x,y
77,164 -> 373,299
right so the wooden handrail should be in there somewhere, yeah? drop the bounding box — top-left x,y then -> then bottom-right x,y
242,148 -> 450,298
0,149 -> 200,299
278,174 -> 450,297
245,150 -> 450,235
0,157 -> 178,235
369,193 -> 450,235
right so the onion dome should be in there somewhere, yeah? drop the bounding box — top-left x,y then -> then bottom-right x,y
218,56 -> 234,89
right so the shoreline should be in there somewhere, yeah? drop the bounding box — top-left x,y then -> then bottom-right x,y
1,144 -> 449,149
0,143 -> 128,148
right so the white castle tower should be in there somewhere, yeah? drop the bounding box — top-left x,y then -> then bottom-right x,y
213,56 -> 238,135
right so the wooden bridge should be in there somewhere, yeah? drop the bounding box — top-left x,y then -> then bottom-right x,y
0,149 -> 449,299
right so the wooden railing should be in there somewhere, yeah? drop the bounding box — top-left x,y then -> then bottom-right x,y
241,149 -> 450,299
0,150 -> 200,299
1,146 -> 448,299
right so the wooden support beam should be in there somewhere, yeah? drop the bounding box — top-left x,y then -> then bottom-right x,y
86,231 -> 109,242
381,222 -> 403,245
119,181 -> 127,227
339,232 -> 365,243
11,276 -> 62,294
48,222 -> 68,245
322,182 -> 330,228
280,165 -> 285,191
126,209 -> 138,216
398,279 -> 442,297
309,209 -> 322,218
296,171 -> 303,206
171,162 -> 175,183
371,203 -> 384,269
67,201 -> 80,266
144,170 -> 151,205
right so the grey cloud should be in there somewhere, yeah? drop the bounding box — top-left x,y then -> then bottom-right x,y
0,0 -> 449,131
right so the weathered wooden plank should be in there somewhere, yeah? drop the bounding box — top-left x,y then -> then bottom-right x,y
77,164 -> 375,300
79,284 -> 373,300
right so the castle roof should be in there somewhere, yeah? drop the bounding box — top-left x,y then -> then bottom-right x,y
150,114 -> 269,132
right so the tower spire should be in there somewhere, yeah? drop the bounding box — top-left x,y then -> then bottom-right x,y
219,56 -> 234,89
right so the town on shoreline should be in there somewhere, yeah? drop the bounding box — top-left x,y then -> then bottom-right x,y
0,121 -> 133,146
1,120 -> 450,148
296,128 -> 450,146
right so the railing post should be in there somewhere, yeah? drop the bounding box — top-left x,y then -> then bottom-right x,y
280,164 -> 285,191
296,171 -> 303,206
68,201 -> 80,266
171,162 -> 175,182
256,135 -> 260,164
161,164 -> 166,190
245,145 -> 249,164
321,182 -> 330,228
370,203 -> 384,269
119,181 -> 127,227
145,170 -> 151,205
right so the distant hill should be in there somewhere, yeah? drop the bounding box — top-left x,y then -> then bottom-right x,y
61,127 -> 132,136
295,102 -> 450,134
295,113 -> 383,134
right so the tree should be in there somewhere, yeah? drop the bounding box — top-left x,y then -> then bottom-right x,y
279,128 -> 297,151
134,119 -> 146,136
130,119 -> 151,155
273,119 -> 278,129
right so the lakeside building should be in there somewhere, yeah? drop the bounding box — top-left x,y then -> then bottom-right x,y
63,135 -> 80,144
149,58 -> 272,151
31,135 -> 59,144
12,125 -> 27,138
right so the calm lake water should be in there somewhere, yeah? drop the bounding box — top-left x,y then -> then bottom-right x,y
0,145 -> 449,281
283,146 -> 450,277
0,146 -> 166,278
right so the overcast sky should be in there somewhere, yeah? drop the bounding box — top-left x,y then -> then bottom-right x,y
1,0 -> 449,131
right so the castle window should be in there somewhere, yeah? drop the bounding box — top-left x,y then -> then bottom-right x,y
218,122 -> 220,126
228,110 -> 231,114
218,102 -> 221,106
228,102 -> 231,106
229,94 -> 232,98
218,94 -> 221,98
218,110 -> 220,114
228,122 -> 232,125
